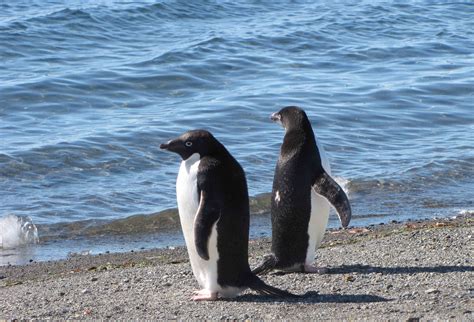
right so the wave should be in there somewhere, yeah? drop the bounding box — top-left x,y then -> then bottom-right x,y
35,193 -> 273,240
347,156 -> 474,194
3,139 -> 471,190
113,1 -> 298,21
1,1 -> 271,30
37,8 -> 97,23
0,215 -> 39,249
0,8 -> 100,31
37,208 -> 180,241
27,176 -> 360,242
2,169 -> 470,246
21,175 -> 471,243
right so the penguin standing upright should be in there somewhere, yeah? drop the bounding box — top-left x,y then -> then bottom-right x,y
253,106 -> 352,274
160,129 -> 295,300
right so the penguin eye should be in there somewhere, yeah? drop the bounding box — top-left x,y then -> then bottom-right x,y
185,141 -> 193,147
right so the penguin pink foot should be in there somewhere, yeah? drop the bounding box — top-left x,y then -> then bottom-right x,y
304,264 -> 328,274
192,289 -> 218,301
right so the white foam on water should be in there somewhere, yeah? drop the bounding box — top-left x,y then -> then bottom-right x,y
458,209 -> 474,216
334,176 -> 351,199
0,215 -> 39,249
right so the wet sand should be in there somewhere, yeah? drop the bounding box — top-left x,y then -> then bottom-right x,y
1,214 -> 472,320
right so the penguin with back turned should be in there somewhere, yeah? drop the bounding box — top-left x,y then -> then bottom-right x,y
253,106 -> 352,274
160,129 -> 295,300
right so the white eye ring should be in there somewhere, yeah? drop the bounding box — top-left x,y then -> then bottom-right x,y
185,141 -> 193,147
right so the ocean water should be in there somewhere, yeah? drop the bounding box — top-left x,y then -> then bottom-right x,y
1,0 -> 473,265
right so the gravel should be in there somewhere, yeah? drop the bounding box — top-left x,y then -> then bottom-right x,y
0,215 -> 472,320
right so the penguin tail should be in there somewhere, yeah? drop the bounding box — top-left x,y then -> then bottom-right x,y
252,254 -> 277,275
247,274 -> 298,298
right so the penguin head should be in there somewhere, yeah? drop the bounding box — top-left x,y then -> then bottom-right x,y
160,129 -> 220,160
271,106 -> 309,132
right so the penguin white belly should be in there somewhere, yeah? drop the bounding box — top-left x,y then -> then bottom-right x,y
306,191 -> 330,264
305,142 -> 331,265
176,153 -> 220,292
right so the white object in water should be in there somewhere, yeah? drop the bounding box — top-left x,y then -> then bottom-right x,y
0,215 -> 39,249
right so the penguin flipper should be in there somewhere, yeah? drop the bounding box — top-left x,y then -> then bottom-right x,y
194,190 -> 220,261
312,171 -> 352,228
252,254 -> 278,275
247,274 -> 299,298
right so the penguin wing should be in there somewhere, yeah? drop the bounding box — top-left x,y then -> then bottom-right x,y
312,170 -> 352,228
194,186 -> 221,261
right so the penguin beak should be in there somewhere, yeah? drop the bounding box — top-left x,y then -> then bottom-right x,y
160,138 -> 186,158
271,112 -> 284,128
160,135 -> 192,160
270,112 -> 281,122
159,141 -> 171,150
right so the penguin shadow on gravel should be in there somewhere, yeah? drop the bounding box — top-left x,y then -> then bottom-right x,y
230,291 -> 389,304
326,264 -> 474,275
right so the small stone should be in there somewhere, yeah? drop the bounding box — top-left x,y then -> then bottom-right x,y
344,275 -> 355,282
59,292 -> 65,296
425,288 -> 440,294
91,277 -> 98,282
401,292 -> 412,298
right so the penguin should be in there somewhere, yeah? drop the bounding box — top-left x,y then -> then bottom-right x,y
253,106 -> 352,274
160,129 -> 296,300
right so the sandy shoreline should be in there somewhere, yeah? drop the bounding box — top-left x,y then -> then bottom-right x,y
1,214 -> 472,320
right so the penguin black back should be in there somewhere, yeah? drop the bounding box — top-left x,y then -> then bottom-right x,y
253,107 -> 351,274
271,107 -> 323,268
197,134 -> 252,286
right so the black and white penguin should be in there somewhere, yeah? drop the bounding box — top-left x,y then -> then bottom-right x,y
160,129 -> 295,300
253,106 -> 352,274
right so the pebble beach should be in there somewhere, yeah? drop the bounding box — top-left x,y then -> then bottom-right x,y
1,214 -> 472,320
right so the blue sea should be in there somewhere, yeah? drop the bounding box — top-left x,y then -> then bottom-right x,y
1,0 -> 473,265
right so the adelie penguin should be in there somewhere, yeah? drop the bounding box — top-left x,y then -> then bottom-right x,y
160,129 -> 296,300
253,106 -> 352,275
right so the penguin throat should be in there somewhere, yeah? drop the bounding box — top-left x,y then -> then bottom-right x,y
183,153 -> 201,166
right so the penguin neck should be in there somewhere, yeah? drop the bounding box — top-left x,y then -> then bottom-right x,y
282,123 -> 316,156
182,153 -> 201,169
